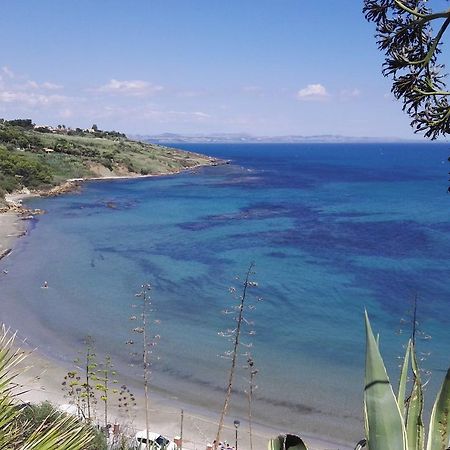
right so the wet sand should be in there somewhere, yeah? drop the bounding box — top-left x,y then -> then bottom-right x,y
13,344 -> 352,450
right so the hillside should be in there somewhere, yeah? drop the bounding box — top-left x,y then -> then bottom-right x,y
0,119 -> 220,206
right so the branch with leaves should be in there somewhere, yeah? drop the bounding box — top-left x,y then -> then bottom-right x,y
364,0 -> 450,138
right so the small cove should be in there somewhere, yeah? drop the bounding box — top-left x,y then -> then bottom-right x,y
1,142 -> 450,443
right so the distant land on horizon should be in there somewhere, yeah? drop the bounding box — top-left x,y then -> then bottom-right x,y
135,132 -> 428,145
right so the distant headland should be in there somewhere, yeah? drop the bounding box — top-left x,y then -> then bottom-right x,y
135,132 -> 426,144
0,119 -> 222,209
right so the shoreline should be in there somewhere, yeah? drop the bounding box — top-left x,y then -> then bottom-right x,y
0,157 -> 227,254
12,340 -> 353,450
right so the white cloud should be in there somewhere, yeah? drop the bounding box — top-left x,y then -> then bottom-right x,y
42,82 -> 63,90
21,80 -> 63,91
0,90 -> 68,107
340,88 -> 361,99
96,79 -> 163,97
297,83 -> 329,101
92,104 -> 211,124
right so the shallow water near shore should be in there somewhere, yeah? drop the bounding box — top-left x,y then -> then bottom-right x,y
1,143 -> 450,444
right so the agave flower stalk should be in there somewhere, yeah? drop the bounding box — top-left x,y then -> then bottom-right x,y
214,262 -> 260,449
127,283 -> 160,450
244,354 -> 258,450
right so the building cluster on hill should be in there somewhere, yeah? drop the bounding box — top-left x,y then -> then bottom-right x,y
0,118 -> 126,140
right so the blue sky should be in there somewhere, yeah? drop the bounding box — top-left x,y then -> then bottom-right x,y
0,1 -> 447,138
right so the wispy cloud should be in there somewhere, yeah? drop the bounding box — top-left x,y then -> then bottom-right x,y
0,91 -> 69,107
95,79 -> 163,97
340,88 -> 361,99
0,66 -> 68,109
297,83 -> 329,101
20,80 -> 63,91
1,66 -> 15,79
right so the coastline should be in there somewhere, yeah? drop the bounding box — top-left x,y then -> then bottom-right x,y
0,159 -> 355,450
0,157 -> 226,258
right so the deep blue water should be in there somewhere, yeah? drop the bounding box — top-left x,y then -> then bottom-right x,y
1,143 -> 449,441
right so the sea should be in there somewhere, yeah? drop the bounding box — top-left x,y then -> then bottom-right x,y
1,142 -> 450,444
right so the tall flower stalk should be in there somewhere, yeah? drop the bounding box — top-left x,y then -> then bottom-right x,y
244,355 -> 258,450
127,283 -> 160,450
214,263 -> 260,448
95,354 -> 118,428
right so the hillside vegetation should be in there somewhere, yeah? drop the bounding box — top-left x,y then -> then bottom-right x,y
0,119 -> 218,205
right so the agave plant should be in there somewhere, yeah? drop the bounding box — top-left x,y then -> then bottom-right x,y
0,325 -> 95,449
268,312 -> 450,450
268,434 -> 308,450
363,311 -> 450,450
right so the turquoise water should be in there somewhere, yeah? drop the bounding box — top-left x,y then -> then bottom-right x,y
1,143 -> 450,441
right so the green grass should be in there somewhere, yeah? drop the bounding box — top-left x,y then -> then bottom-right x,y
0,120 -> 214,198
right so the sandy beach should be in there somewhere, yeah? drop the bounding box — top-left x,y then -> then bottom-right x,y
0,211 -> 27,257
8,328 -> 356,450
12,345 -> 351,450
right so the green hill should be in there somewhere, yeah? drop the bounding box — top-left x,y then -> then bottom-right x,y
0,119 -> 220,206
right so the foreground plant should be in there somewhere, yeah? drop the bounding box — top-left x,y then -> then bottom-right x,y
127,283 -> 160,450
267,312 -> 450,450
215,262 -> 260,448
363,311 -> 450,450
61,335 -> 98,422
268,434 -> 308,450
363,0 -> 450,139
0,325 -> 95,449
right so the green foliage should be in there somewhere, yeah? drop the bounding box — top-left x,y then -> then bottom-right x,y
17,401 -> 109,450
0,118 -> 215,202
364,311 -> 407,450
95,354 -> 118,428
0,147 -> 53,191
363,312 -> 450,450
0,326 -> 95,449
5,119 -> 34,130
363,1 -> 450,139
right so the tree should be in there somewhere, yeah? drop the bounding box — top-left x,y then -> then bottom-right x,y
363,0 -> 450,139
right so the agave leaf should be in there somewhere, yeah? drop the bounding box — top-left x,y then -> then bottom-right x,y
364,311 -> 407,450
398,340 -> 411,418
268,438 -> 282,450
268,434 -> 308,450
426,368 -> 450,450
405,343 -> 424,450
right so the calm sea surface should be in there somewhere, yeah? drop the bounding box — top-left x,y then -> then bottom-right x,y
1,143 -> 450,442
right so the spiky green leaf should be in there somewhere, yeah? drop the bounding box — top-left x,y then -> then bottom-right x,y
398,340 -> 411,418
405,343 -> 424,450
426,368 -> 450,450
364,311 -> 408,450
